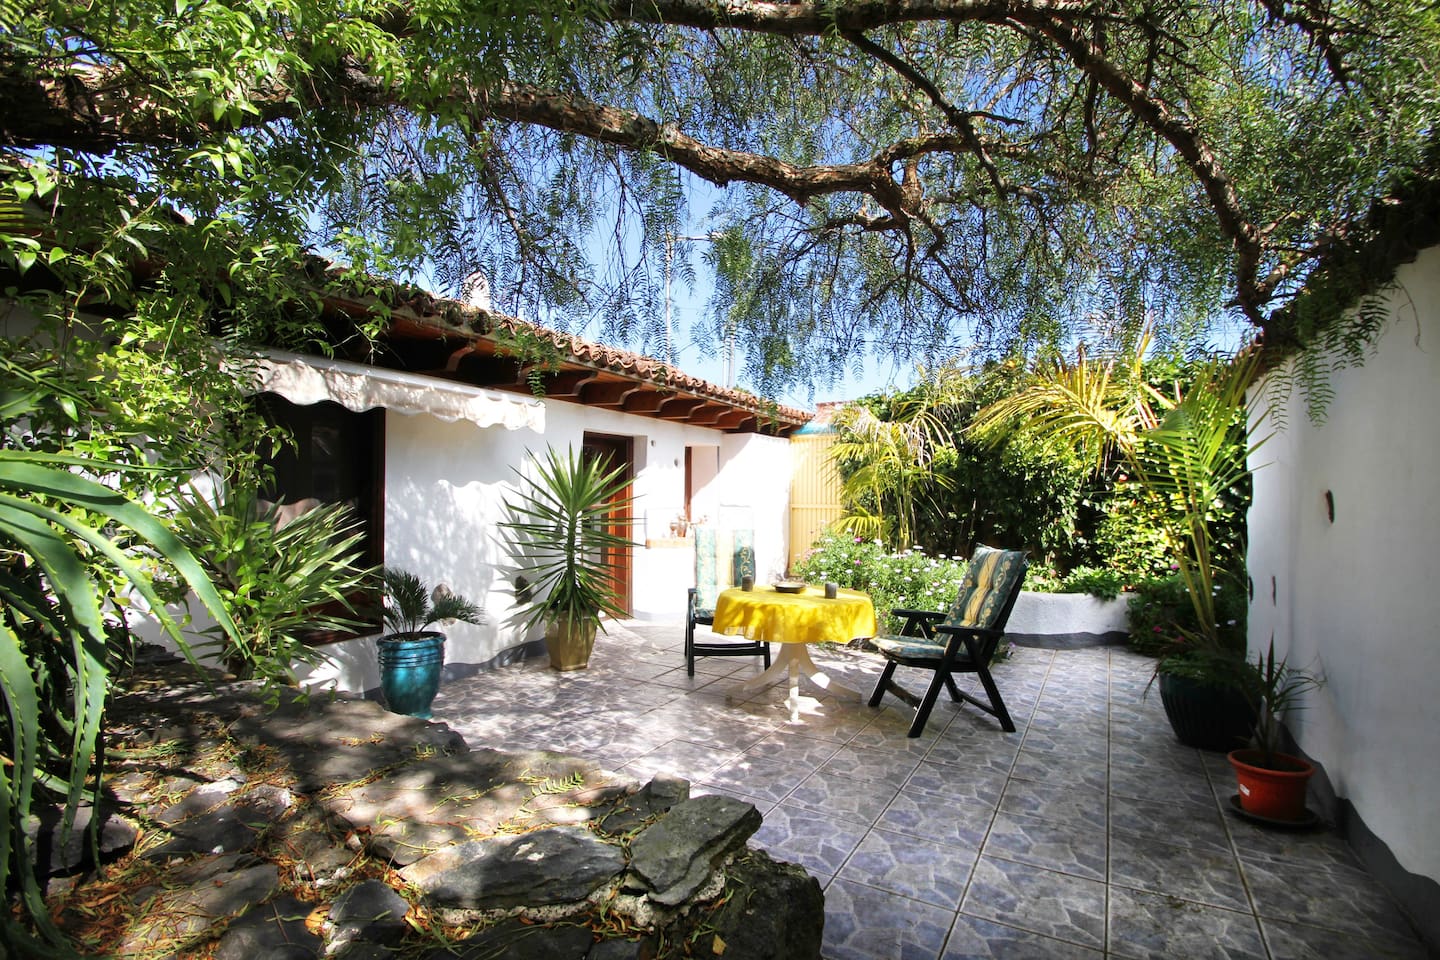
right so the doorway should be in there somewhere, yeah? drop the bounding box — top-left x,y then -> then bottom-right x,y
581,432 -> 634,617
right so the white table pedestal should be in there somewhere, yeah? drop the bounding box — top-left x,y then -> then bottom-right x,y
731,643 -> 863,721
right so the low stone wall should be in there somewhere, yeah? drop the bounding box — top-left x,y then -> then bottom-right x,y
35,661 -> 824,959
1007,591 -> 1130,635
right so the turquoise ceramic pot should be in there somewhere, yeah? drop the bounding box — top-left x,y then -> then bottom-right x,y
378,631 -> 446,718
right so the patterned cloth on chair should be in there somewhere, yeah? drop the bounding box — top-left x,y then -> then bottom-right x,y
685,527 -> 768,676
867,545 -> 1028,737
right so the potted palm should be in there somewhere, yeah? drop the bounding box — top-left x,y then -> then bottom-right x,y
501,446 -> 634,671
379,567 -> 484,718
973,335 -> 1267,747
1228,640 -> 1323,822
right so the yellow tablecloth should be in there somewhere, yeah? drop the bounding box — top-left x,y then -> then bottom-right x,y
712,586 -> 877,645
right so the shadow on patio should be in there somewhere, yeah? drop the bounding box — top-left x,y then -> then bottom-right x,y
430,621 -> 1427,960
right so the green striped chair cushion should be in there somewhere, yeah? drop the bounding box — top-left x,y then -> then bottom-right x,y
871,636 -> 948,660
945,545 -> 1027,629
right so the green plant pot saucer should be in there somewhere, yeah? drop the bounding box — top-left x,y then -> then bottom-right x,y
1227,795 -> 1321,830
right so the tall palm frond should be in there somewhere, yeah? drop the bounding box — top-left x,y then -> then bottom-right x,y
501,446 -> 634,633
970,335 -> 1264,655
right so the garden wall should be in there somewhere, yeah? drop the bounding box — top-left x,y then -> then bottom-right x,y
1248,244 -> 1440,945
1006,592 -> 1129,636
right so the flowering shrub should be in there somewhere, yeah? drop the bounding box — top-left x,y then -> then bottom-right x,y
793,533 -> 965,634
1126,572 -> 1246,657
795,532 -> 1130,636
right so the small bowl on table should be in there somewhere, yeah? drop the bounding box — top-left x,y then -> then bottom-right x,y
772,580 -> 807,594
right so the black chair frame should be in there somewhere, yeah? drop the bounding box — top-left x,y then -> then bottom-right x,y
685,586 -> 770,677
867,571 -> 1026,737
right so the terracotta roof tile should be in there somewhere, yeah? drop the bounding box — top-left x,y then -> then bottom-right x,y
390,292 -> 813,426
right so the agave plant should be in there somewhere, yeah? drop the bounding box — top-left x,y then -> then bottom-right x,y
381,567 -> 484,638
0,450 -> 238,956
500,446 -> 633,634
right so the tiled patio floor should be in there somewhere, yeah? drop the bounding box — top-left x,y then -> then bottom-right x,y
430,621 -> 1428,960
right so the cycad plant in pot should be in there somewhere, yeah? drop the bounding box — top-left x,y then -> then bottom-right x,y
379,567 -> 484,718
501,446 -> 634,671
1229,639 -> 1323,822
973,334 -> 1267,748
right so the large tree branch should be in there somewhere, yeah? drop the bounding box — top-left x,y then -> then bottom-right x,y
599,0 -> 1090,34
1019,14 -> 1268,323
3,0 -> 1376,329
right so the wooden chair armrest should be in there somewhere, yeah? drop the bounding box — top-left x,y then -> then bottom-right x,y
933,623 -> 1002,641
893,608 -> 946,639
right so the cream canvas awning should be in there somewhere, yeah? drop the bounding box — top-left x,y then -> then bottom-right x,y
241,349 -> 545,432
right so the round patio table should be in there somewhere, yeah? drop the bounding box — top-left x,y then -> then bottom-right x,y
711,585 -> 877,719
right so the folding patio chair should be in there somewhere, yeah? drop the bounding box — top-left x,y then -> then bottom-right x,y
867,545 -> 1028,737
685,526 -> 770,676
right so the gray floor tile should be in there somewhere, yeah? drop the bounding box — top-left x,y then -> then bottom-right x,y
823,877 -> 955,960
1260,915 -> 1431,959
786,770 -> 895,824
875,786 -> 994,849
741,730 -> 844,769
961,856 -> 1107,950
701,751 -> 813,804
1008,751 -> 1108,792
941,914 -> 1103,959
903,761 -> 1012,808
1108,831 -> 1250,910
1109,794 -> 1230,850
983,810 -> 1107,881
818,743 -> 927,786
1107,886 -> 1267,959
751,802 -> 869,876
1224,816 -> 1359,872
998,778 -> 1107,830
1241,854 -> 1422,943
619,738 -> 739,783
837,826 -> 979,908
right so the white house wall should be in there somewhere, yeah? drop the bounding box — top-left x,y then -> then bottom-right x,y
718,432 -> 793,581
1248,246 -> 1440,888
303,395 -> 795,691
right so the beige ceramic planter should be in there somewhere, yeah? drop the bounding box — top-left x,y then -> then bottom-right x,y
546,615 -> 598,671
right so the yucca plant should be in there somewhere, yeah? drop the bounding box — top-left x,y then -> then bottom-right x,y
500,446 -> 634,634
381,567 -> 484,638
171,484 -> 379,680
1245,638 -> 1323,769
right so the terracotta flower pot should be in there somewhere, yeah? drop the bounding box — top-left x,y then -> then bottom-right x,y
1228,748 -> 1315,821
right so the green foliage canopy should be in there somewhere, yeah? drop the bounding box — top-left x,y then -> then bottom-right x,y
4,0 -> 1439,395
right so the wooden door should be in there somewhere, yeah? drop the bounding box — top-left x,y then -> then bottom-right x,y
581,432 -> 633,616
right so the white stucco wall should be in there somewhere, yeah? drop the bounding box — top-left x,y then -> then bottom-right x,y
1247,245 -> 1440,883
1007,592 -> 1129,635
718,432 -> 793,582
302,396 -> 796,690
